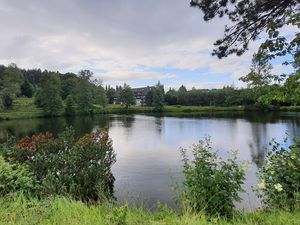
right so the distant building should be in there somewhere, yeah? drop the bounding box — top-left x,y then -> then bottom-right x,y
132,86 -> 156,106
114,85 -> 164,106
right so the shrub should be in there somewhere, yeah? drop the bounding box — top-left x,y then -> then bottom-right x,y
0,156 -> 36,196
256,137 -> 300,210
61,129 -> 116,201
179,137 -> 247,217
0,128 -> 116,201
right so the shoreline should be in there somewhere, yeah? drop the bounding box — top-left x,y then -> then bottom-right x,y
1,98 -> 300,121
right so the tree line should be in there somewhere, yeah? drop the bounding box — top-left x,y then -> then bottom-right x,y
165,51 -> 300,108
1,62 -> 299,115
165,74 -> 300,108
0,64 -> 107,115
0,63 -> 165,115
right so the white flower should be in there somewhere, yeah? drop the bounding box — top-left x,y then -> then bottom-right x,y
270,171 -> 275,175
258,180 -> 266,190
274,183 -> 283,192
241,162 -> 250,172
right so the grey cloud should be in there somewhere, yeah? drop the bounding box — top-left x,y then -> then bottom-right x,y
0,0 -> 226,52
0,0 -> 255,86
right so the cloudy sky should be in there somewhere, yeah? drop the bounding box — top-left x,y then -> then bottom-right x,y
0,0 -> 295,89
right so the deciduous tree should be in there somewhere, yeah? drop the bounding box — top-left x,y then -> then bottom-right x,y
36,74 -> 64,116
152,83 -> 165,112
191,0 -> 299,68
75,77 -> 93,114
119,84 -> 136,111
65,95 -> 77,116
0,64 -> 24,109
21,79 -> 34,97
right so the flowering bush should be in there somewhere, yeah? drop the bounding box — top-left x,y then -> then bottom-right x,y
180,137 -> 247,217
256,137 -> 300,210
0,127 -> 116,201
6,132 -> 59,182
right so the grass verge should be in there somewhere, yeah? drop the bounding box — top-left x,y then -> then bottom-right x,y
0,196 -> 300,225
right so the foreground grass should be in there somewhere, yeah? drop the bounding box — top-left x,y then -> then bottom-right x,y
0,196 -> 300,225
1,98 -> 300,120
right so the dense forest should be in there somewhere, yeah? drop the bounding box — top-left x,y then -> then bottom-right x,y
0,64 -> 107,115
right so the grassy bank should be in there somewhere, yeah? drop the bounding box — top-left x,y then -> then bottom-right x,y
106,104 -> 246,114
0,196 -> 299,225
0,98 -> 44,120
0,98 -> 247,120
1,98 -> 300,121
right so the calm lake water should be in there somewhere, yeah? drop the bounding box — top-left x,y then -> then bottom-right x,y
1,112 -> 300,210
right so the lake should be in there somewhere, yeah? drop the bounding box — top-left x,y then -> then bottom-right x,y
1,112 -> 300,210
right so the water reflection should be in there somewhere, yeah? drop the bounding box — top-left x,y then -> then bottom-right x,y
249,123 -> 268,168
155,117 -> 163,134
0,112 -> 300,210
119,115 -> 135,128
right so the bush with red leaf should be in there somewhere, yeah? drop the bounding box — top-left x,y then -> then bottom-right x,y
0,127 -> 116,201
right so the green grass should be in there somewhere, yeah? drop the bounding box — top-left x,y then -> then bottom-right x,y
279,105 -> 300,111
106,104 -> 247,114
0,196 -> 300,225
0,98 -> 44,120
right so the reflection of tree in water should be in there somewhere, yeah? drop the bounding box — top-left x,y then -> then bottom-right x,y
120,115 -> 135,128
0,115 -> 112,141
155,116 -> 163,134
187,111 -> 296,124
36,117 -> 67,136
249,123 -> 268,168
0,119 -> 49,140
249,115 -> 300,168
65,115 -> 110,137
0,126 -> 14,139
286,118 -> 300,138
244,112 -> 278,123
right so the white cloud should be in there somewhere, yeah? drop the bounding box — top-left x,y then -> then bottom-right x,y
272,64 -> 294,76
100,70 -> 176,81
165,81 -> 228,90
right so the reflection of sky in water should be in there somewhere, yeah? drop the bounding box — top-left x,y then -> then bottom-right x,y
0,113 -> 300,210
109,115 -> 299,210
